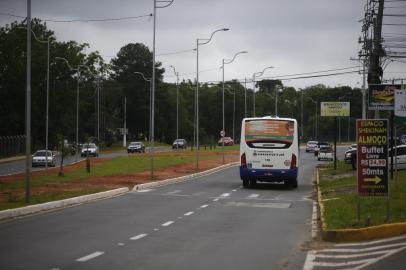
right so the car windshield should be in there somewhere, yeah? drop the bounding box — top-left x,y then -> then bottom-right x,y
174,139 -> 184,143
82,143 -> 96,148
130,142 -> 141,145
320,147 -> 332,153
308,141 -> 317,145
34,150 -> 52,156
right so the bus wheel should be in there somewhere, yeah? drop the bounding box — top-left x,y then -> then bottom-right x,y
242,178 -> 249,187
249,179 -> 257,187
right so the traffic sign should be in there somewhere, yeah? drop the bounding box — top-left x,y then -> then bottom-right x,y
356,119 -> 388,197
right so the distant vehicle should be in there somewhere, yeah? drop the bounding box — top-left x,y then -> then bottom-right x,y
127,141 -> 145,153
400,135 -> 406,145
347,144 -> 357,151
317,146 -> 334,161
218,137 -> 234,146
344,148 -> 356,164
172,139 -> 187,149
305,141 -> 318,152
346,145 -> 406,170
81,143 -> 99,157
32,150 -> 56,167
314,142 -> 330,156
239,116 -> 299,188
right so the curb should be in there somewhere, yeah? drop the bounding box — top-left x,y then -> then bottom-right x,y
133,162 -> 239,191
316,167 -> 406,242
0,156 -> 25,164
0,187 -> 129,222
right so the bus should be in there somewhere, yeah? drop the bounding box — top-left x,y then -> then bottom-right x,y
239,116 -> 299,188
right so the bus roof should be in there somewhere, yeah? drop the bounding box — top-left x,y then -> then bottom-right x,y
242,116 -> 297,122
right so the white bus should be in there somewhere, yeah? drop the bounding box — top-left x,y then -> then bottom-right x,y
239,116 -> 299,188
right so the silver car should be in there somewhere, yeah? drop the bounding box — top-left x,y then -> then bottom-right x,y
32,150 -> 56,167
81,143 -> 99,157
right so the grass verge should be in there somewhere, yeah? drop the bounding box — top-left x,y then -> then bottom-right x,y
319,160 -> 406,230
0,149 -> 238,211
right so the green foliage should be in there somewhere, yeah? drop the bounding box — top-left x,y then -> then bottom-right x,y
1,19 -> 364,150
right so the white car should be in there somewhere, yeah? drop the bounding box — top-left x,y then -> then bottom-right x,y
305,141 -> 318,152
32,150 -> 56,167
318,146 -> 334,161
81,143 -> 99,157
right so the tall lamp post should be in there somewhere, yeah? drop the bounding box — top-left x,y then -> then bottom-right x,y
196,28 -> 229,171
151,0 -> 174,179
308,97 -> 318,140
55,57 -> 92,155
18,27 -> 51,169
221,50 -> 247,163
252,66 -> 273,117
338,94 -> 350,143
169,65 -> 180,141
25,0 -> 32,203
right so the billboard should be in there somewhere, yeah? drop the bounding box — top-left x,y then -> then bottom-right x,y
356,119 -> 388,197
320,102 -> 350,117
368,84 -> 401,110
245,119 -> 294,143
395,88 -> 406,126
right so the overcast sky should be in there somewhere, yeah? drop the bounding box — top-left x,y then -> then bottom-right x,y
0,0 -> 405,89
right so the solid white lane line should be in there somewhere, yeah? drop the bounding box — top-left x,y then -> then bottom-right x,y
316,248 -> 397,258
76,251 -> 104,262
323,242 -> 406,253
130,233 -> 148,241
248,194 -> 259,198
200,204 -> 208,208
167,190 -> 182,194
184,211 -> 194,216
335,234 -> 406,247
162,221 -> 174,227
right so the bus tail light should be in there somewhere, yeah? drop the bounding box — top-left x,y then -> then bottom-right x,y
241,153 -> 247,167
290,154 -> 297,169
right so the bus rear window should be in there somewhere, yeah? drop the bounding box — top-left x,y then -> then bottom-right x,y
244,119 -> 294,149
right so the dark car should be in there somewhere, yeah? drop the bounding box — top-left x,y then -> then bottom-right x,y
127,141 -> 146,153
172,139 -> 187,149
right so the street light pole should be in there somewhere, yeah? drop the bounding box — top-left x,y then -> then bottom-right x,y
252,66 -> 273,117
25,0 -> 32,203
308,97 -> 318,140
221,50 -> 247,164
196,28 -> 229,171
152,0 -> 174,179
169,65 -> 179,141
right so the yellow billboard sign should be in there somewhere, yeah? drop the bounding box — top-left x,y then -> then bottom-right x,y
320,102 -> 350,117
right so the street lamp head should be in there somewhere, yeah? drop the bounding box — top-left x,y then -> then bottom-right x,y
222,28 -> 230,31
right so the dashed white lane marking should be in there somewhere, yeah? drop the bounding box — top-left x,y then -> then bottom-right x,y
213,198 -> 219,202
220,193 -> 230,197
136,189 -> 153,193
162,221 -> 174,227
76,251 -> 104,262
154,228 -> 159,231
184,211 -> 194,216
166,190 -> 182,194
117,243 -> 125,246
232,189 -> 238,192
200,204 -> 208,208
130,233 -> 148,241
247,194 -> 259,198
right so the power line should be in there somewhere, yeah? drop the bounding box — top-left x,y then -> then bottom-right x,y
0,12 -> 152,23
156,48 -> 195,56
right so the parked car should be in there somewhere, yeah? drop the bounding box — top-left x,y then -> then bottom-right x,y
314,142 -> 331,156
346,145 -> 406,170
218,137 -> 234,146
32,150 -> 56,167
127,141 -> 145,153
318,146 -> 334,161
305,140 -> 318,152
81,143 -> 99,157
344,148 -> 356,164
172,139 -> 187,149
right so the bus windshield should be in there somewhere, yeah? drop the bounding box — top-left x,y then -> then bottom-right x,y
244,119 -> 294,149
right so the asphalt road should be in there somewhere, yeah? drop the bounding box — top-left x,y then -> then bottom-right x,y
0,149 -> 318,270
0,146 -> 171,176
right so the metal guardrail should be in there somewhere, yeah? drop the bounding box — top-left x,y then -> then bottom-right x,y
0,135 -> 26,157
